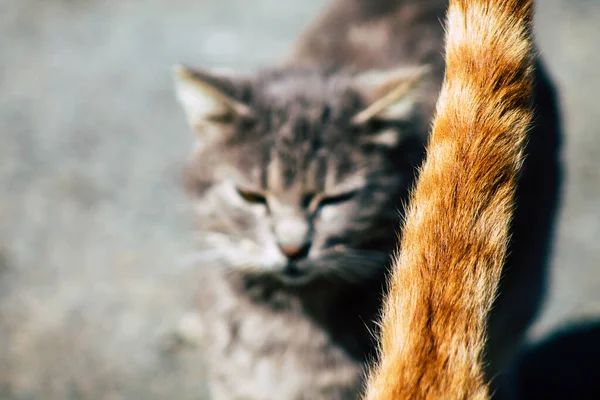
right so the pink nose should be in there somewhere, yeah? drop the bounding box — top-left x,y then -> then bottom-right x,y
279,243 -> 310,259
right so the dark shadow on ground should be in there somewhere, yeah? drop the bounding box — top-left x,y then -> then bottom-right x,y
515,321 -> 600,399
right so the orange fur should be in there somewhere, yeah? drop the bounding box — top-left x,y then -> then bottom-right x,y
364,1 -> 534,399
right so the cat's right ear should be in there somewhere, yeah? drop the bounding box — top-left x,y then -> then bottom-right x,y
172,65 -> 254,135
350,66 -> 430,125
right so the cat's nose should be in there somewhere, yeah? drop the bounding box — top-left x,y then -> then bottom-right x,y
279,242 -> 311,260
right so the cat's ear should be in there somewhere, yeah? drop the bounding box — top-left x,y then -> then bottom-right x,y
172,65 -> 254,132
351,66 -> 430,125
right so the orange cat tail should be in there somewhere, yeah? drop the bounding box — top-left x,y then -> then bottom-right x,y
364,1 -> 534,399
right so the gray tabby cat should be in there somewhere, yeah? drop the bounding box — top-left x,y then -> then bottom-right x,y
172,0 -> 561,399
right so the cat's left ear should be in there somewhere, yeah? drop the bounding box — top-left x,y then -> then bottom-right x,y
351,65 -> 430,125
172,65 -> 254,132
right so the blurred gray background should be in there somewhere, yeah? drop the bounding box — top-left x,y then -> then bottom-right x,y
0,0 -> 598,398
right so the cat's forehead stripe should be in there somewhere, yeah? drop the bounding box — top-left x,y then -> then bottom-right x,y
267,151 -> 282,191
305,157 -> 325,192
266,139 -> 336,194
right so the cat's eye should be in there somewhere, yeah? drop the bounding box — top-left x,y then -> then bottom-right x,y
237,188 -> 267,205
317,191 -> 357,208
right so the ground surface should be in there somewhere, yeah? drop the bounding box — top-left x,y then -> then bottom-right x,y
0,0 -> 599,398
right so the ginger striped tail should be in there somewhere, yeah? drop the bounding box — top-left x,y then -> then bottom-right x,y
363,1 -> 534,399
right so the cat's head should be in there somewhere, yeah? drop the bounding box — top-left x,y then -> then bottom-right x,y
173,65 -> 428,285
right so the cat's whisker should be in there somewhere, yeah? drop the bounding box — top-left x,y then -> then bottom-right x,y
313,250 -> 387,283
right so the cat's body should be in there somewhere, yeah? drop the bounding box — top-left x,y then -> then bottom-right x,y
365,0 -> 535,398
193,269 -> 380,399
173,0 -> 561,399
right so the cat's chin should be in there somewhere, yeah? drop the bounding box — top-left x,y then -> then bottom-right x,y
233,261 -> 321,287
275,263 -> 315,286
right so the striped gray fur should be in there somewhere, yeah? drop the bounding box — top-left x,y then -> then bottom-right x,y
172,0 -> 561,399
